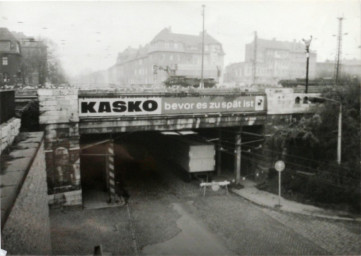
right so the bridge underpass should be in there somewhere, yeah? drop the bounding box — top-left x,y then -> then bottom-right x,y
78,124 -> 266,208
38,88 -> 315,207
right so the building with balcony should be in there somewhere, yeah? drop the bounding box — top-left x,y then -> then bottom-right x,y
0,28 -> 21,87
107,27 -> 225,86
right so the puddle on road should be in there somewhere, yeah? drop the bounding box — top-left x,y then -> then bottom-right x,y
142,201 -> 236,255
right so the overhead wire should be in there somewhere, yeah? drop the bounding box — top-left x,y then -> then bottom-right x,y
217,138 -> 358,182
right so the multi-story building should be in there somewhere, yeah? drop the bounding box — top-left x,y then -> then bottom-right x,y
107,27 -> 225,86
0,28 -> 21,87
19,37 -> 48,86
316,59 -> 361,79
225,37 -> 317,86
223,62 -> 244,85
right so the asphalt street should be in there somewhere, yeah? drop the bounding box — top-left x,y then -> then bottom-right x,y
50,159 -> 361,255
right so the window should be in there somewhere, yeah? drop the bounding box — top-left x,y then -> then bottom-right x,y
169,55 -> 173,61
2,57 -> 8,66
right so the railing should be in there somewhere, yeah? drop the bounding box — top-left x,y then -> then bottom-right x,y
78,87 -> 264,97
0,90 -> 15,124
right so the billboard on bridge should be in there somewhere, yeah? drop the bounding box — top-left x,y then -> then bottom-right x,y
78,95 -> 265,117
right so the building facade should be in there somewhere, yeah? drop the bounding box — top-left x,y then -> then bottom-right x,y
225,37 -> 317,86
0,28 -> 21,87
316,59 -> 361,79
223,62 -> 245,85
19,38 -> 48,86
107,27 -> 225,86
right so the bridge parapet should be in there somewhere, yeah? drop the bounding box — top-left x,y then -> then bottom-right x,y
265,88 -> 320,115
37,88 -> 321,123
38,89 -> 79,124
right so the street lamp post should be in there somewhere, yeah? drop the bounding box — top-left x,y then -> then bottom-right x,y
302,36 -> 312,94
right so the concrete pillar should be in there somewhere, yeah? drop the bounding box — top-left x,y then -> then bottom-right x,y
216,129 -> 222,176
234,127 -> 242,184
38,89 -> 81,206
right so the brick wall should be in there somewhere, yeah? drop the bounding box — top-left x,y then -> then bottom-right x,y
2,135 -> 52,254
0,117 -> 21,153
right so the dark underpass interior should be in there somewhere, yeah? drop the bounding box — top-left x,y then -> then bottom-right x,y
80,126 -> 264,207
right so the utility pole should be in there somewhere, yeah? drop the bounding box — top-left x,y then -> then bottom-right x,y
337,103 -> 342,165
200,4 -> 205,89
334,17 -> 344,85
252,31 -> 258,85
302,36 -> 312,94
311,96 -> 342,165
358,1 -> 361,60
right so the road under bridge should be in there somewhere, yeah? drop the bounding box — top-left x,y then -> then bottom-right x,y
38,88 -> 317,206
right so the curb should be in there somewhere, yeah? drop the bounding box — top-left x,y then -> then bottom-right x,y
231,189 -> 361,222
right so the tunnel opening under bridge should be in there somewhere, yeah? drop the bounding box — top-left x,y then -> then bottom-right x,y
79,125 -> 265,208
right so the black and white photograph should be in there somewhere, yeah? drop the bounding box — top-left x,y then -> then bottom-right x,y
0,0 -> 360,255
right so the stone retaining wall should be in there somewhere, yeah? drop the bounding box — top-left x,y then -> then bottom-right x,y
0,117 -> 21,153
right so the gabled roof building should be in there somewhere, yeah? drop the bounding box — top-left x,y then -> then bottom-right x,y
108,27 -> 225,86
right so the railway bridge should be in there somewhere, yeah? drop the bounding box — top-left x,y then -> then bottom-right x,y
38,88 -> 319,206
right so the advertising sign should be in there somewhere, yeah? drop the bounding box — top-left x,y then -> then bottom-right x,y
79,96 -> 265,117
79,97 -> 162,117
162,96 -> 265,114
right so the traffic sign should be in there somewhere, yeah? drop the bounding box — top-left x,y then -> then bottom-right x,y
211,183 -> 220,191
275,160 -> 285,172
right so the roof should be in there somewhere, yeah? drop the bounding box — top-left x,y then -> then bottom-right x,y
116,27 -> 224,64
151,27 -> 221,45
225,62 -> 244,69
248,38 -> 305,52
0,27 -> 18,42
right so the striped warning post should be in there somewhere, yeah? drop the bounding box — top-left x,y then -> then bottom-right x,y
107,140 -> 117,203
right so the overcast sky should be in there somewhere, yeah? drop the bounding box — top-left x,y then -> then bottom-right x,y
1,0 -> 360,77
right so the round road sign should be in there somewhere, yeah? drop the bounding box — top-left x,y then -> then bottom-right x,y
275,160 -> 285,172
211,183 -> 220,191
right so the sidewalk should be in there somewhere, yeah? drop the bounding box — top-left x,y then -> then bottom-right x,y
231,179 -> 361,222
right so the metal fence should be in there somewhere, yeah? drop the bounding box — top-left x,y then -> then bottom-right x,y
0,90 -> 15,124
